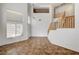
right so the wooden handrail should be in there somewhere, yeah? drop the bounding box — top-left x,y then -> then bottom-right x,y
48,16 -> 75,33
63,16 -> 75,28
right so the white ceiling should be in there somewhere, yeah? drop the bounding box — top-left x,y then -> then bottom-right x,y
32,3 -> 63,8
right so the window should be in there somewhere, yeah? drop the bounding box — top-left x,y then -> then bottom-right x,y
16,24 -> 23,36
7,23 -> 16,38
7,23 -> 23,38
33,8 -> 49,13
6,9 -> 23,38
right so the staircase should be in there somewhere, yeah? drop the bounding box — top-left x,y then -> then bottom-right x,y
48,16 -> 75,33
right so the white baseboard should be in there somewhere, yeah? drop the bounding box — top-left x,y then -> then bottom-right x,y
31,35 -> 47,37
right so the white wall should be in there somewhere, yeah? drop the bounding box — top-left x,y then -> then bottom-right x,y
48,3 -> 79,52
0,4 -> 4,40
32,13 -> 51,37
48,29 -> 79,52
55,3 -> 74,16
31,4 -> 53,37
49,5 -> 54,22
0,3 -> 30,46
75,4 -> 79,29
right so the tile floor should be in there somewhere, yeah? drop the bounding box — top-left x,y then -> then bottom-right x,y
0,37 -> 79,55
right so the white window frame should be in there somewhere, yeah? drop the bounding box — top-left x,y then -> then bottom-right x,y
7,21 -> 23,38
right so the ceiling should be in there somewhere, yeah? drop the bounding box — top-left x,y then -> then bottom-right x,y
32,3 -> 63,8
